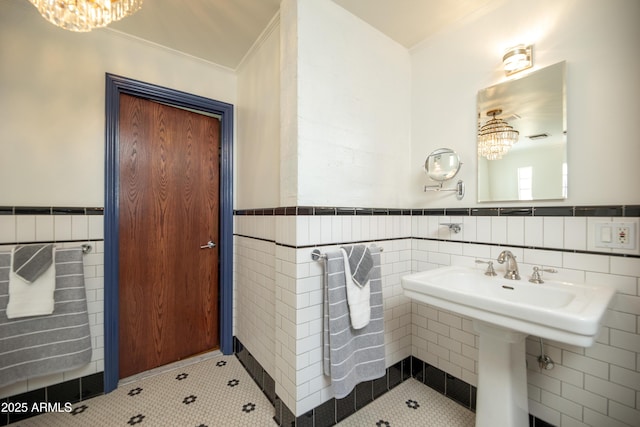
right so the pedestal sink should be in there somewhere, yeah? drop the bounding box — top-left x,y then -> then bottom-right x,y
401,265 -> 615,427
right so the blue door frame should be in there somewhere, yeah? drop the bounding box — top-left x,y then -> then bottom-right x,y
104,74 -> 234,393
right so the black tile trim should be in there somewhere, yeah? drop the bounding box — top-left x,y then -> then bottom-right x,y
233,337 -> 276,406
235,338 -> 558,427
412,236 -> 640,259
85,207 -> 105,215
0,239 -> 104,248
234,234 -> 277,245
1,372 -> 103,424
6,389 -> 46,423
500,207 -> 533,216
47,378 -> 81,405
422,209 -> 446,216
14,207 -> 52,215
0,206 -> 14,215
233,205 -> 638,217
234,234 -> 415,251
315,207 -> 337,215
51,207 -> 88,215
533,207 -> 574,216
471,208 -> 500,216
233,233 -> 640,259
574,205 -> 623,217
531,415 -> 557,427
445,208 -> 471,216
624,205 -> 640,217
0,206 -> 104,215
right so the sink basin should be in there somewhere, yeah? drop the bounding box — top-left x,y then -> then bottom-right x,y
402,265 -> 614,347
402,265 -> 615,427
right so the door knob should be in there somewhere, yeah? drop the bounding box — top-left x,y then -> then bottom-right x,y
200,240 -> 216,249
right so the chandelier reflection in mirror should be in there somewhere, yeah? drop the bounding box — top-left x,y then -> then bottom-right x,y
477,109 -> 519,160
28,0 -> 143,32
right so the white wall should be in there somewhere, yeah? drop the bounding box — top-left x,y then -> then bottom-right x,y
279,0 -> 299,207
411,0 -> 640,208
0,0 -> 236,398
292,0 -> 412,208
236,16 -> 281,210
0,0 -> 236,207
233,12 -> 281,391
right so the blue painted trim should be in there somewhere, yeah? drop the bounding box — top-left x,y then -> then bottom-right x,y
104,74 -> 234,393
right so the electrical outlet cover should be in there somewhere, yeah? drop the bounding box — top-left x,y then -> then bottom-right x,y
594,220 -> 637,251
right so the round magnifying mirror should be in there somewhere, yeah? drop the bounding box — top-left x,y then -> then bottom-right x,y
424,148 -> 462,182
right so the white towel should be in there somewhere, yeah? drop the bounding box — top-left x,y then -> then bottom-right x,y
341,248 -> 370,329
6,247 -> 56,319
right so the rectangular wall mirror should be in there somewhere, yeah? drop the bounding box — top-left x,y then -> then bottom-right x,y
477,61 -> 567,202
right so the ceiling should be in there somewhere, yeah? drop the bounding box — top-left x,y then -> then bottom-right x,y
105,0 -> 498,69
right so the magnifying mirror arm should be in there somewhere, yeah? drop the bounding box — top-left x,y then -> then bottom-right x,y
424,180 -> 465,200
424,182 -> 446,191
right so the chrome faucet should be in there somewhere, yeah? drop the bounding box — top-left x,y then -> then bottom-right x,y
497,250 -> 520,280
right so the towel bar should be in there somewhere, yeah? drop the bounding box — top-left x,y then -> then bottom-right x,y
81,243 -> 92,254
311,245 -> 383,261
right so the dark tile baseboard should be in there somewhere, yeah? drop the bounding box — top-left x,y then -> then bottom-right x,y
0,372 -> 103,426
234,337 -> 555,427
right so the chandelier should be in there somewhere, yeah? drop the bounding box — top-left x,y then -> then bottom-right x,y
28,0 -> 143,32
477,109 -> 519,160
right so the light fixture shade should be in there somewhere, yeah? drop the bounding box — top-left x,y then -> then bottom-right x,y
478,109 -> 519,160
29,0 -> 143,32
503,45 -> 533,75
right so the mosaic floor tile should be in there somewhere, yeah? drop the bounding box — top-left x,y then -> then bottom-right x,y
8,357 -> 475,426
336,379 -> 475,427
8,355 -> 274,427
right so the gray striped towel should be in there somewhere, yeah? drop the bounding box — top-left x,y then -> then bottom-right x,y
341,245 -> 373,288
0,247 -> 92,388
12,244 -> 54,283
323,246 -> 385,399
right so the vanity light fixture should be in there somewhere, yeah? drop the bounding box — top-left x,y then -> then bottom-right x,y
478,109 -> 519,160
503,44 -> 533,75
28,0 -> 143,32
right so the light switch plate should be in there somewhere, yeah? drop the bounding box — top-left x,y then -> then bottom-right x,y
594,221 -> 637,250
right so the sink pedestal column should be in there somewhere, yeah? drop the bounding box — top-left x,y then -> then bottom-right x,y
473,320 -> 529,427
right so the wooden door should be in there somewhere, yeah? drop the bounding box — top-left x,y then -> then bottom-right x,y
118,94 -> 220,379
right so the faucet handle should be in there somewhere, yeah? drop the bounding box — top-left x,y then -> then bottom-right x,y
475,260 -> 497,276
529,266 -> 558,284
